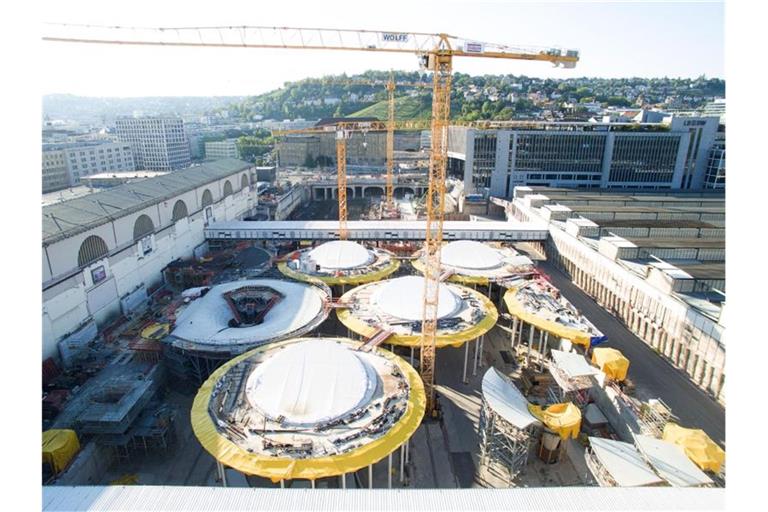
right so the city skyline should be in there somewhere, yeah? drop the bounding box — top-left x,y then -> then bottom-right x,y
41,0 -> 724,97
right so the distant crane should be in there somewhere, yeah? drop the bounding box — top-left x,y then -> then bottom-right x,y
43,24 -> 578,414
319,73 -> 431,211
272,119 -> 430,239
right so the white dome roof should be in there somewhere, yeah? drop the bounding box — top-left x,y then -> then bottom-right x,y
245,340 -> 376,426
307,241 -> 373,269
440,241 -> 504,270
170,279 -> 326,347
371,276 -> 461,321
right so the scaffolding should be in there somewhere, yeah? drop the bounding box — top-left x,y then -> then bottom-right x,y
477,368 -> 542,485
478,396 -> 539,484
546,350 -> 600,406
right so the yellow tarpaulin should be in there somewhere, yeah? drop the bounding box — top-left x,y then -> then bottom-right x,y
662,423 -> 725,473
191,338 -> 426,482
528,402 -> 582,439
503,288 -> 594,349
336,285 -> 498,348
141,322 -> 170,340
277,257 -> 400,286
42,429 -> 80,475
591,347 -> 630,381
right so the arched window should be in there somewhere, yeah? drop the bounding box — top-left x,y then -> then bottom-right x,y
171,200 -> 188,222
133,214 -> 155,241
241,174 -> 249,190
78,235 -> 109,267
223,180 -> 233,198
201,189 -> 213,207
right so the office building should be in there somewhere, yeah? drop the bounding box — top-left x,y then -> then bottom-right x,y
703,132 -> 725,190
205,139 -> 241,160
702,99 -> 725,124
115,117 -> 192,171
446,116 -> 720,197
42,141 -> 137,193
42,149 -> 70,193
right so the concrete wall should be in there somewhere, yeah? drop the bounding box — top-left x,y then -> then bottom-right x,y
42,175 -> 256,361
545,226 -> 725,404
510,200 -> 726,404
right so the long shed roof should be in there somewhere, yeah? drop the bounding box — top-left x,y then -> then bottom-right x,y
43,159 -> 251,245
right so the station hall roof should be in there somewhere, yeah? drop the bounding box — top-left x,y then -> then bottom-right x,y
43,159 -> 251,245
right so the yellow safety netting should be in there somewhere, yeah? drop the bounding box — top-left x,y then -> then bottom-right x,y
528,402 -> 582,439
277,257 -> 400,286
591,347 -> 630,381
410,258 -> 490,286
503,288 -> 594,349
191,338 -> 426,482
42,429 -> 80,475
662,423 -> 725,473
336,286 -> 498,348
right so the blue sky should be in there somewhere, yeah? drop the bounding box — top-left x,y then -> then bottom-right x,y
40,0 -> 724,96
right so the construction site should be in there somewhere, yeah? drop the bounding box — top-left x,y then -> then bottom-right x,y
40,22 -> 725,507
42,232 -> 725,490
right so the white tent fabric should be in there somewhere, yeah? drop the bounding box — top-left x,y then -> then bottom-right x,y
245,339 -> 377,426
172,279 -> 325,346
481,368 -> 541,429
551,350 -> 601,378
306,241 -> 373,269
506,255 -> 534,267
634,435 -> 713,488
589,437 -> 665,487
371,276 -> 461,321
441,241 -> 504,270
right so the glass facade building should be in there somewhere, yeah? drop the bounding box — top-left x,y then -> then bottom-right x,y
608,135 -> 680,184
703,136 -> 725,190
446,117 -> 720,196
514,133 -> 605,184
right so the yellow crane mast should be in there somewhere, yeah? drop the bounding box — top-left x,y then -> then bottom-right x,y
319,74 -> 431,211
43,24 -> 578,415
273,120 -> 430,240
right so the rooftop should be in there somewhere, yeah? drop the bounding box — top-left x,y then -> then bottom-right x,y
41,186 -> 95,207
43,159 -> 251,245
83,171 -> 169,180
598,219 -> 718,229
627,238 -> 725,249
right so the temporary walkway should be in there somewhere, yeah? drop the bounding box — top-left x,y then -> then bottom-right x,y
204,220 -> 548,242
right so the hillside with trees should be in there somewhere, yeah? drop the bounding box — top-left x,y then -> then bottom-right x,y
230,72 -> 725,122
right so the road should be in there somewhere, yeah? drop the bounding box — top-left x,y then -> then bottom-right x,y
533,258 -> 725,447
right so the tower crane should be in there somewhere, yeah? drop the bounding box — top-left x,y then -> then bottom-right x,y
272,119 -> 430,240
43,24 -> 578,414
319,73 -> 431,211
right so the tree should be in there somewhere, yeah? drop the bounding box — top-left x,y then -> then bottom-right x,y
492,107 -> 515,120
606,96 -> 631,107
